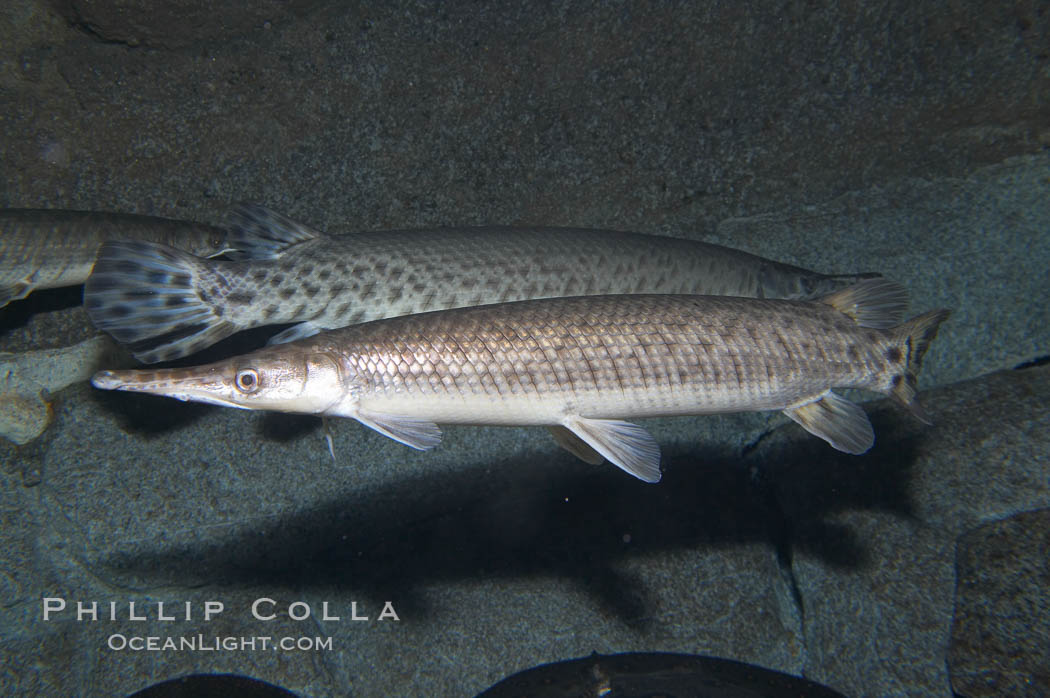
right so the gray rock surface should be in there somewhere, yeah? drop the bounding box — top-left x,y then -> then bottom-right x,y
949,509 -> 1050,698
759,363 -> 1050,697
48,0 -> 311,49
1,0 -> 1049,696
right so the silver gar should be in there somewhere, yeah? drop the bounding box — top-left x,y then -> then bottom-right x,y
91,279 -> 949,483
84,204 -> 880,363
0,209 -> 228,308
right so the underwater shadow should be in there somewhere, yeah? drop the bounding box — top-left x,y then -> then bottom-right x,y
103,410 -> 925,625
104,442 -> 754,626
87,389 -> 214,436
753,404 -> 925,569
258,413 -> 322,442
0,286 -> 84,335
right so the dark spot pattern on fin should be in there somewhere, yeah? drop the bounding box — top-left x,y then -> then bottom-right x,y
888,308 -> 951,424
84,240 -> 236,363
226,203 -> 322,260
127,323 -> 212,359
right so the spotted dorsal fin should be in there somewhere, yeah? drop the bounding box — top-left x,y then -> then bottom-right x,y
226,203 -> 322,260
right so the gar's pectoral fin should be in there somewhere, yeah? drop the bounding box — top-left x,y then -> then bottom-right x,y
548,425 -> 604,465
355,409 -> 442,450
783,391 -> 874,454
562,416 -> 661,483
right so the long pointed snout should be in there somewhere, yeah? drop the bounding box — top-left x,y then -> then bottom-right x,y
91,349 -> 347,415
92,366 -> 221,393
91,364 -> 244,408
92,368 -> 170,392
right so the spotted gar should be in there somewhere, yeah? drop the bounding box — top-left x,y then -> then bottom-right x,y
91,279 -> 949,483
0,208 -> 228,308
84,204 -> 880,363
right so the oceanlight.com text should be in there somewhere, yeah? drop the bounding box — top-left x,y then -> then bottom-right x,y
107,634 -> 334,652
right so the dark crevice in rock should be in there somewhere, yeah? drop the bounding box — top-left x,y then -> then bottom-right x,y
69,18 -> 140,48
741,426 -> 775,459
1014,354 -> 1050,370
61,2 -> 142,48
750,462 -> 806,622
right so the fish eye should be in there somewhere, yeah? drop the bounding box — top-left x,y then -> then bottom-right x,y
235,368 -> 260,393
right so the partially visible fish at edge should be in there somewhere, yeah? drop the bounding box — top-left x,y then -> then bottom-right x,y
0,208 -> 229,308
91,279 -> 950,483
84,203 -> 882,363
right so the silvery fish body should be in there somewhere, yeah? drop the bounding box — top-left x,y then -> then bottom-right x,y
0,208 -> 228,307
92,279 -> 949,483
84,204 -> 880,363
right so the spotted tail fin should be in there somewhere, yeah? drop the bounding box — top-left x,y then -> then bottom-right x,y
887,309 -> 951,424
84,241 -> 237,363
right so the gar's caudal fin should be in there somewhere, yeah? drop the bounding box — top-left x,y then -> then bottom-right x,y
887,309 -> 951,424
226,203 -> 321,260
84,241 -> 236,364
820,278 -> 909,329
